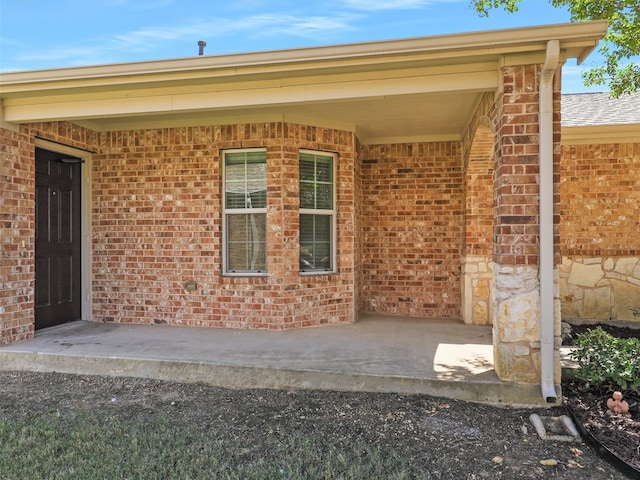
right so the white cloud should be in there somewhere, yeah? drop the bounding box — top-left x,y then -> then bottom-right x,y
8,12 -> 361,68
341,0 -> 459,10
107,12 -> 360,48
243,14 -> 361,39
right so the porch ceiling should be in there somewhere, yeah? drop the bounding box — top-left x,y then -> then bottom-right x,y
68,90 -> 482,145
0,21 -> 607,144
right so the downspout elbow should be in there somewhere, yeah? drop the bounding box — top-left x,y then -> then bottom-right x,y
539,40 -> 560,403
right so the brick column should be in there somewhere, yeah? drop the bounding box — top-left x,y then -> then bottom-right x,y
491,64 -> 561,384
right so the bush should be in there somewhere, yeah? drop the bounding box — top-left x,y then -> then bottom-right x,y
569,327 -> 640,394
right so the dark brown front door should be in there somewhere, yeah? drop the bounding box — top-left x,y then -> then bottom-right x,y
35,148 -> 82,329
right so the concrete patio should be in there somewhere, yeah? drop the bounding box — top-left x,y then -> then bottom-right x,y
0,315 -> 564,406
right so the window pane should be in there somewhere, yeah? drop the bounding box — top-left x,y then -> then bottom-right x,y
225,151 -> 266,209
315,184 -> 333,209
226,213 -> 266,272
299,152 -> 333,210
225,152 -> 248,165
300,182 -> 314,209
225,191 -> 245,209
248,189 -> 266,209
300,214 -> 331,271
300,214 -> 315,243
300,156 -> 315,182
315,156 -> 332,183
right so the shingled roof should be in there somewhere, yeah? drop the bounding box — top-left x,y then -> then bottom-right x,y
562,92 -> 640,127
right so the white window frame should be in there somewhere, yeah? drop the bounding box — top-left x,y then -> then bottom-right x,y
299,149 -> 337,275
222,148 -> 268,276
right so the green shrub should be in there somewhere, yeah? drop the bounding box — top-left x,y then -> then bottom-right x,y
568,327 -> 640,394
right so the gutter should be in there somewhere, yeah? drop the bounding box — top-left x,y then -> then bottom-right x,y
539,39 -> 560,403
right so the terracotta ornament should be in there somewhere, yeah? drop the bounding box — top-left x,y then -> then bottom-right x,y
606,391 -> 630,415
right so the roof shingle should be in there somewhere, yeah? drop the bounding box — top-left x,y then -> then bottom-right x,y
561,92 -> 640,127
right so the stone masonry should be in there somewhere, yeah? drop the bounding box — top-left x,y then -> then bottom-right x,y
560,256 -> 640,323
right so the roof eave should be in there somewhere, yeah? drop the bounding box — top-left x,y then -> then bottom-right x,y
561,124 -> 640,145
0,20 -> 608,94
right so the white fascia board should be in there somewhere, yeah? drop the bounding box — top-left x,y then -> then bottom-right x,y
3,95 -> 174,122
4,62 -> 497,106
561,124 -> 640,145
2,69 -> 497,124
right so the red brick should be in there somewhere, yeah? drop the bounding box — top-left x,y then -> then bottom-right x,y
560,143 -> 640,256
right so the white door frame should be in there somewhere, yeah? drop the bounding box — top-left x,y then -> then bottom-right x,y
34,138 -> 92,322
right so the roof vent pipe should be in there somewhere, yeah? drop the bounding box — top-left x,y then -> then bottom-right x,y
539,39 -> 560,404
198,40 -> 207,56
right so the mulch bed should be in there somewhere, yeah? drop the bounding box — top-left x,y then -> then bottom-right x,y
564,382 -> 640,475
564,323 -> 640,344
562,323 -> 640,477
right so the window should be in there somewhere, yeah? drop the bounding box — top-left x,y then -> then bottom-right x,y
223,149 -> 267,275
299,151 -> 335,273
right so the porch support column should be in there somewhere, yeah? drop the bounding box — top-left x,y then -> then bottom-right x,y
491,62 -> 562,398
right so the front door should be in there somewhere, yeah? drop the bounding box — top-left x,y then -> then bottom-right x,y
35,148 -> 82,329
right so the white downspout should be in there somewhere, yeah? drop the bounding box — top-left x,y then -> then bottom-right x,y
539,39 -> 560,403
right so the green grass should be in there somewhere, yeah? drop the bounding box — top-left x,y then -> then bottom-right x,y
0,412 -> 414,479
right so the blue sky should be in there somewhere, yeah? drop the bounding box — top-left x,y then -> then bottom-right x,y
0,0 -> 607,92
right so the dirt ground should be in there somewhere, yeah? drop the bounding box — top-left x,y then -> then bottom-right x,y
0,371 -> 621,479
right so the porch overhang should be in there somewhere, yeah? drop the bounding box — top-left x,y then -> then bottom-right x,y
0,21 -> 607,144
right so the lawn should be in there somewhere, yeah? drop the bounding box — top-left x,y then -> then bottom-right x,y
0,412 -> 409,479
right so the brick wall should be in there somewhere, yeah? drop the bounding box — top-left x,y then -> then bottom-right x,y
26,121 -> 99,151
0,127 -> 34,345
560,143 -> 640,256
92,123 -> 356,329
359,142 -> 464,317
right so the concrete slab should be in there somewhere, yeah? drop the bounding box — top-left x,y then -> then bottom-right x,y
0,315 -> 554,406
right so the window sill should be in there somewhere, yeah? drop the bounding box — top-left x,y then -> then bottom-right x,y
223,272 -> 268,277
